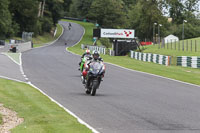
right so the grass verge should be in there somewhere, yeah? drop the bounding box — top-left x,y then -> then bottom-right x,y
63,19 -> 200,86
0,78 -> 91,133
142,38 -> 200,57
3,53 -> 20,65
6,24 -> 63,48
32,24 -> 63,48
0,114 -> 2,125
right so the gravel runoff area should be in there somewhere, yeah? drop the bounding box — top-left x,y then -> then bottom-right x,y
0,103 -> 23,133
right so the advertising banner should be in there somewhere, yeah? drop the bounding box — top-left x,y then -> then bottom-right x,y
101,29 -> 135,39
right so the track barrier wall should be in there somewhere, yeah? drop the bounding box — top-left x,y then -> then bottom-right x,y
177,56 -> 200,68
130,51 -> 171,66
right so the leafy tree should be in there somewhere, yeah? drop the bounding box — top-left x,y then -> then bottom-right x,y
121,0 -> 137,13
63,0 -> 72,16
7,0 -> 63,36
9,0 -> 39,35
122,0 -> 136,6
88,0 -> 127,28
0,0 -> 18,39
69,1 -> 78,17
63,0 -> 72,12
69,0 -> 93,18
99,38 -> 112,48
128,0 -> 167,39
167,0 -> 185,24
46,0 -> 64,25
184,0 -> 199,12
39,17 -> 53,33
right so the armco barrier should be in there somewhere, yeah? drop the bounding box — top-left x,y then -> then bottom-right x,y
9,41 -> 32,53
109,49 -> 114,56
177,56 -> 200,68
81,44 -> 85,49
130,51 -> 171,66
81,44 -> 106,55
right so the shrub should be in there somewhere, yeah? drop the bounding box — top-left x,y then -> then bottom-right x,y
99,38 -> 112,48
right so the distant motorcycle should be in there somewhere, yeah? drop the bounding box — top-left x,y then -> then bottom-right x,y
84,61 -> 105,96
68,23 -> 72,30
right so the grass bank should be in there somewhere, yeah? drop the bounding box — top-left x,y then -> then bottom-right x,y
0,78 -> 91,133
32,24 -> 63,48
6,24 -> 63,48
142,38 -> 200,57
3,53 -> 20,65
0,114 -> 2,125
3,24 -> 63,64
63,19 -> 200,86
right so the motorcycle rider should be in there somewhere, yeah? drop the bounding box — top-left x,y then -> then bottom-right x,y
85,51 -> 105,88
79,49 -> 92,66
81,49 -> 92,58
68,23 -> 72,30
85,51 -> 103,69
92,50 -> 103,62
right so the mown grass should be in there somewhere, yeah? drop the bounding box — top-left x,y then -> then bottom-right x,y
142,37 -> 200,57
3,53 -> 20,65
0,114 -> 2,125
5,24 -> 63,48
64,19 -> 200,86
0,78 -> 92,133
32,24 -> 63,48
101,54 -> 200,85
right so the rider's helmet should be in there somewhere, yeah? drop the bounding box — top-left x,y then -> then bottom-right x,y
92,50 -> 99,60
85,49 -> 90,54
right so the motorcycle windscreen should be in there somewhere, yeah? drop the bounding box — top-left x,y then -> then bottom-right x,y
89,62 -> 103,75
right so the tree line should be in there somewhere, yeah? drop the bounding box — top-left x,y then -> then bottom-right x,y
64,0 -> 200,40
0,0 -> 200,40
0,0 -> 63,39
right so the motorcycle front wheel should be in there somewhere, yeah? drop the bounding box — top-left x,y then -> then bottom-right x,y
91,80 -> 99,96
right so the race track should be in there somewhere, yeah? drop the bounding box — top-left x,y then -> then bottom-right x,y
22,21 -> 200,133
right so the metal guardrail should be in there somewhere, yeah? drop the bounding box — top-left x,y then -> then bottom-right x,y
109,49 -> 114,56
81,44 -> 106,55
9,39 -> 25,44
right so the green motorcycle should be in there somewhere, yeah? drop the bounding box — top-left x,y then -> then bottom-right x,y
79,55 -> 92,84
80,56 -> 90,72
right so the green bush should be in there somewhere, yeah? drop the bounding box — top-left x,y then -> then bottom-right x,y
99,38 -> 112,48
40,17 -> 54,33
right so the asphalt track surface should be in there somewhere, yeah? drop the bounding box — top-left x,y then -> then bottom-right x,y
22,21 -> 200,133
0,53 -> 25,82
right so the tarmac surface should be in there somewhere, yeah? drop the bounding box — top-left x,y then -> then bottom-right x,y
0,53 -> 25,82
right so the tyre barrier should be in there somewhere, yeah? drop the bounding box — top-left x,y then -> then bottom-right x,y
130,51 -> 171,66
177,56 -> 200,68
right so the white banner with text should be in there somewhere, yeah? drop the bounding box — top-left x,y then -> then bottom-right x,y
101,29 -> 135,39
